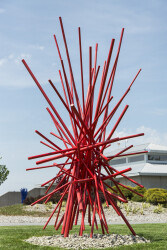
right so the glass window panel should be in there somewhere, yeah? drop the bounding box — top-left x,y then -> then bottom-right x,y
148,154 -> 167,161
160,155 -> 167,161
148,155 -> 154,160
110,158 -> 126,165
128,155 -> 144,163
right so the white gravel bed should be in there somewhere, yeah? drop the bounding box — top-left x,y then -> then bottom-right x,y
25,233 -> 150,249
0,215 -> 54,225
0,202 -> 167,226
0,213 -> 166,226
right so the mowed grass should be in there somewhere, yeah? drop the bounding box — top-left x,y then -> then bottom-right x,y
0,204 -> 49,217
0,224 -> 167,249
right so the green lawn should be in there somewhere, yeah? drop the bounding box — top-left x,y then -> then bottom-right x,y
0,204 -> 49,217
0,224 -> 167,249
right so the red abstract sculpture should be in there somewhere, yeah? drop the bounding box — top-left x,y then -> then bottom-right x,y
22,17 -> 146,237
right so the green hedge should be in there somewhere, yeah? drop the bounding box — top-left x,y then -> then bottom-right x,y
23,193 -> 68,205
144,188 -> 167,205
109,186 -> 167,204
110,185 -> 134,199
24,186 -> 167,206
131,186 -> 147,202
110,185 -> 147,202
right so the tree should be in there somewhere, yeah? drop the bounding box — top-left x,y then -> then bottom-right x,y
0,165 -> 9,186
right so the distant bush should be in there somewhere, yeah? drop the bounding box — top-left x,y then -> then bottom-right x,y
106,186 -> 167,205
131,186 -> 147,202
131,194 -> 146,202
145,188 -> 167,197
108,185 -> 147,202
134,186 -> 147,195
23,193 -> 68,205
144,188 -> 167,205
99,191 -> 106,203
111,185 -> 135,199
34,195 -> 44,204
23,196 -> 35,205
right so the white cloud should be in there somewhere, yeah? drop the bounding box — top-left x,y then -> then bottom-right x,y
136,126 -> 167,145
14,53 -> 31,64
0,53 -> 33,87
110,126 -> 167,149
29,45 -> 44,51
0,53 -> 31,66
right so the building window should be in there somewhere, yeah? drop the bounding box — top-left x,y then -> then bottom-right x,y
110,158 -> 126,165
148,154 -> 167,161
128,155 -> 144,163
160,155 -> 167,161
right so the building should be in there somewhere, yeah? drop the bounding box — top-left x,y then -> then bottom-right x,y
107,143 -> 167,189
0,186 -> 46,207
0,184 -> 58,207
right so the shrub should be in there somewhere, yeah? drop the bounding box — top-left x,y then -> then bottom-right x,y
145,188 -> 167,196
131,186 -> 147,202
111,185 -> 135,199
50,193 -> 62,204
144,188 -> 167,205
121,186 -> 134,199
23,192 -> 68,205
109,186 -> 167,205
123,203 -> 131,215
142,202 -> 150,209
34,195 -> 44,204
132,206 -> 140,214
154,204 -> 163,214
134,186 -> 147,195
102,202 -> 109,209
45,201 -> 53,209
99,191 -> 106,203
140,207 -> 144,215
131,194 -> 146,202
23,196 -> 35,205
109,185 -> 147,201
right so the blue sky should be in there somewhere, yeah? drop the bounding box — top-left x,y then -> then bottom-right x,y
0,0 -> 167,194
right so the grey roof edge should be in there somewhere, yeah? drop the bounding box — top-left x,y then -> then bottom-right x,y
105,143 -> 167,157
139,173 -> 167,176
117,172 -> 167,178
